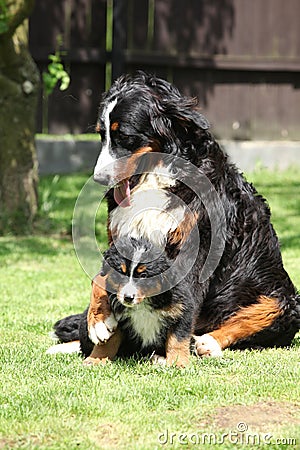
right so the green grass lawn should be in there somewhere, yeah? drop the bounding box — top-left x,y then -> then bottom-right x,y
0,169 -> 299,449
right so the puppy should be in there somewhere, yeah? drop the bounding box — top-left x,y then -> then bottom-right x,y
79,236 -> 201,367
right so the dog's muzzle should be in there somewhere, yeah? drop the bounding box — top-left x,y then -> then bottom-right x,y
93,171 -> 114,186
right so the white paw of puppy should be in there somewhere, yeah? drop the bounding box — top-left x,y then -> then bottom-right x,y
88,315 -> 118,345
193,334 -> 223,357
149,354 -> 167,366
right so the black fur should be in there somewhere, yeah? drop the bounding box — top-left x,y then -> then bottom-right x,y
53,313 -> 82,342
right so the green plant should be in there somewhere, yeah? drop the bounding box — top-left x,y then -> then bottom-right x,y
42,52 -> 70,96
0,0 -> 9,35
42,39 -> 70,133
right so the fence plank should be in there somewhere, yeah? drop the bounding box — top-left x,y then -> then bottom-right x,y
30,0 -> 300,139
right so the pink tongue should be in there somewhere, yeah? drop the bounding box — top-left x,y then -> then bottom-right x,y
114,180 -> 131,207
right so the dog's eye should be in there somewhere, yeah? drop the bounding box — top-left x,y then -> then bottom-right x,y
135,265 -> 147,278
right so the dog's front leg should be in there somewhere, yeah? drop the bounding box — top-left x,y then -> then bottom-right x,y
83,328 -> 123,366
88,274 -> 118,345
165,332 -> 191,368
151,331 -> 191,368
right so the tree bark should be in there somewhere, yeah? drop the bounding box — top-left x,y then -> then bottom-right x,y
0,0 -> 40,233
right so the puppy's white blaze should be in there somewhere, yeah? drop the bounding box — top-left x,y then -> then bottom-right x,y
125,303 -> 164,347
94,98 -> 117,179
132,247 -> 146,266
46,341 -> 81,355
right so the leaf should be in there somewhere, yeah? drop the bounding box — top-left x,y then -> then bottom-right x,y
0,21 -> 8,34
42,50 -> 70,95
60,74 -> 70,91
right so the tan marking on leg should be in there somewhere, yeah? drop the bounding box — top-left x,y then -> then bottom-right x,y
88,274 -> 117,344
83,329 -> 123,366
89,274 -> 109,315
210,295 -> 283,349
88,274 -> 111,324
166,333 -> 190,368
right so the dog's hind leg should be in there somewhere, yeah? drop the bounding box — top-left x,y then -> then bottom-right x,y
194,295 -> 283,357
88,274 -> 118,345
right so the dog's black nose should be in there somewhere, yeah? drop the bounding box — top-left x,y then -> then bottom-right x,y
124,295 -> 134,304
93,172 -> 112,186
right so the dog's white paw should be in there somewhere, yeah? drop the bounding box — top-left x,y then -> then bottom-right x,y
194,334 -> 223,357
150,354 -> 167,366
88,315 -> 118,345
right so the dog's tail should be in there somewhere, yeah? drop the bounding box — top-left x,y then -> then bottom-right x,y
52,313 -> 83,342
46,312 -> 84,355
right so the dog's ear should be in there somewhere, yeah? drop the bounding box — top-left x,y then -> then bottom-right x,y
100,259 -> 110,276
187,110 -> 210,130
166,100 -> 210,131
150,98 -> 209,140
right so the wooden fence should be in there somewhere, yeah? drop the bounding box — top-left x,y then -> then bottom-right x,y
29,0 -> 300,139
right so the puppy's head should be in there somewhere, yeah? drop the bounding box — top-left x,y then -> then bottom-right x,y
102,237 -> 172,308
93,72 -> 209,204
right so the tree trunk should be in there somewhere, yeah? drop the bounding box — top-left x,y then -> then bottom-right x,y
0,11 -> 40,234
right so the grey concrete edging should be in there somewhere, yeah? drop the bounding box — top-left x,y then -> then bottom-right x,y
36,138 -> 100,175
36,137 -> 300,175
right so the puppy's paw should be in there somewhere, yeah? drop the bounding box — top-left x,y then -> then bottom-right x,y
83,356 -> 110,366
88,314 -> 118,345
193,334 -> 223,357
150,354 -> 189,368
150,354 -> 167,366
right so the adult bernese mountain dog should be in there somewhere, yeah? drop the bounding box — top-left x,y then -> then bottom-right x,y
48,71 -> 300,367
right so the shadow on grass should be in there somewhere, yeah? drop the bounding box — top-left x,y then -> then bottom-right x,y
0,236 -> 68,260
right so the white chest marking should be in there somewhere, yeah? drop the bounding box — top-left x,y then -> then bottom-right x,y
110,169 -> 186,246
94,98 -> 117,178
123,303 -> 165,347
